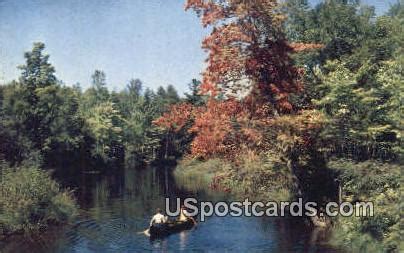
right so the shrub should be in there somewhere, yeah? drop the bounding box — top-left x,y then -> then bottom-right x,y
174,158 -> 230,193
220,151 -> 293,202
174,151 -> 293,202
329,159 -> 401,252
0,167 -> 77,235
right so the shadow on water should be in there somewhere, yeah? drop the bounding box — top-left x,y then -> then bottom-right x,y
0,165 -> 344,252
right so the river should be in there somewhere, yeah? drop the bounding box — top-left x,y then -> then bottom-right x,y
0,165 -> 343,252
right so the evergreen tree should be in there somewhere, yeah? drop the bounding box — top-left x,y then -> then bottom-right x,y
91,70 -> 109,103
184,79 -> 205,106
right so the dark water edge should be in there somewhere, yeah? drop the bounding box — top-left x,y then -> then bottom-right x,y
0,165 -> 345,253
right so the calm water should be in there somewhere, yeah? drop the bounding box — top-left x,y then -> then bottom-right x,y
0,166 -> 343,253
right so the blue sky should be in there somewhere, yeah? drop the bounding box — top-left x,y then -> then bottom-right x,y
0,0 -> 397,94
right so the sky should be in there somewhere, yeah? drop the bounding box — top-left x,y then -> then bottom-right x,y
0,0 -> 398,94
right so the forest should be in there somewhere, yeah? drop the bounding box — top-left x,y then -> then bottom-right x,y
0,0 -> 402,252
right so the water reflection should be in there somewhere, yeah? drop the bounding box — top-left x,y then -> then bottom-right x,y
0,166 -> 343,253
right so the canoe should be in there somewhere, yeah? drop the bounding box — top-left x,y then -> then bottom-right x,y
149,219 -> 194,238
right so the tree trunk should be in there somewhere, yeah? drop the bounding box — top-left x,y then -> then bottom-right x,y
164,131 -> 169,159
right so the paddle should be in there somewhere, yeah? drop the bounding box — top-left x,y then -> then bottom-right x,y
137,228 -> 150,236
189,216 -> 198,227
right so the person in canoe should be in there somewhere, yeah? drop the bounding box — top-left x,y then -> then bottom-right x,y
139,208 -> 167,236
178,205 -> 197,225
150,208 -> 168,227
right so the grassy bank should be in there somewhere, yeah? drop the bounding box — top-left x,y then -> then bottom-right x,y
174,151 -> 293,202
174,158 -> 229,193
0,167 -> 78,236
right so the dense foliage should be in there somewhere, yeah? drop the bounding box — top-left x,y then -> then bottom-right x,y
0,167 -> 77,235
156,1 -> 403,252
0,43 -> 186,169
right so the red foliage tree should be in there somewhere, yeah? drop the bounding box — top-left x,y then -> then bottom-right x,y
185,0 -> 303,113
153,103 -> 193,132
189,99 -> 241,158
153,1 -> 323,159
289,42 -> 324,52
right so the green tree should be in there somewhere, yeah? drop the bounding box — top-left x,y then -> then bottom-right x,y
91,70 -> 109,103
85,101 -> 124,162
184,79 -> 205,106
127,78 -> 142,99
284,0 -> 375,67
165,84 -> 180,105
282,0 -> 312,43
2,43 -> 84,165
0,82 -> 40,166
315,59 -> 401,161
17,42 -> 57,150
